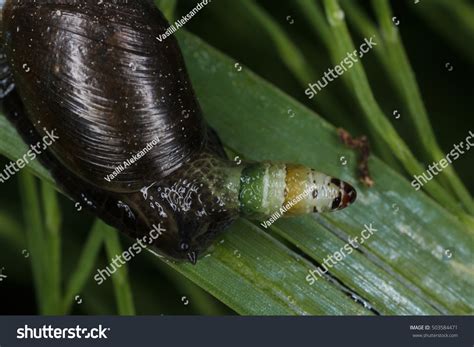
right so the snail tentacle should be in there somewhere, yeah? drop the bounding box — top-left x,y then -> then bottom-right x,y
237,162 -> 356,219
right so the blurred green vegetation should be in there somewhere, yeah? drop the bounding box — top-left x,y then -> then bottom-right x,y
0,0 -> 473,315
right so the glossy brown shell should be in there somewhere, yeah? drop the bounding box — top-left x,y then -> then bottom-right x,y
2,0 -> 207,192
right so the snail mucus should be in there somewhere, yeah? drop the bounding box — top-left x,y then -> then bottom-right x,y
0,0 -> 357,264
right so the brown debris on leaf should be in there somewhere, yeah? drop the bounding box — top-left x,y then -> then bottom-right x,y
338,128 -> 374,187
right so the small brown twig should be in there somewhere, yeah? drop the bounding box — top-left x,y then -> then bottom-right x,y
337,128 -> 374,187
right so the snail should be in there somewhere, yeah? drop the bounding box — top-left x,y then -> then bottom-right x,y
0,0 -> 357,264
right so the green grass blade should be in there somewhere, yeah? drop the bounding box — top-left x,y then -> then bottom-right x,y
0,119 -> 51,181
0,211 -> 24,246
371,0 -> 473,215
153,259 -> 227,315
338,0 -> 470,209
240,1 -> 315,89
270,219 -> 439,315
18,172 -> 49,313
293,0 -> 402,172
40,181 -> 62,313
295,0 -> 333,48
410,0 -> 474,65
338,1 -> 389,69
447,0 -> 474,34
102,224 -> 136,315
62,219 -> 105,314
321,0 -> 468,218
239,1 -> 350,125
162,219 -> 370,315
155,0 -> 177,22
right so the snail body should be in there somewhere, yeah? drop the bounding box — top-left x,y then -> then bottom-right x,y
0,0 -> 356,263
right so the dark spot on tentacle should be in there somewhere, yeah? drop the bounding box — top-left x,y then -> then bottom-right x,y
332,192 -> 342,209
312,189 -> 318,199
331,178 -> 342,187
348,188 -> 357,204
341,182 -> 357,207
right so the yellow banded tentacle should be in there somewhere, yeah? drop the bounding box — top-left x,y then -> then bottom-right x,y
284,165 -> 313,215
283,165 -> 358,214
238,162 -> 357,219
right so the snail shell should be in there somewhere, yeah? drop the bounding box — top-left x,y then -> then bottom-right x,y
3,0 -> 206,190
0,0 -> 356,263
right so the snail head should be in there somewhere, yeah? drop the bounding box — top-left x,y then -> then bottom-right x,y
137,153 -> 241,264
